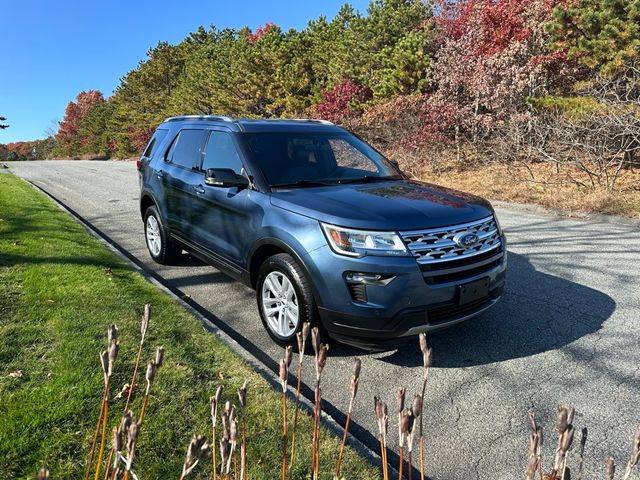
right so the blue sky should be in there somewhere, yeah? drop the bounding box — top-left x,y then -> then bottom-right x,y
0,0 -> 371,143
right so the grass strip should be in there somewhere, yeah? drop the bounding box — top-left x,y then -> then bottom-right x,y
0,174 -> 378,479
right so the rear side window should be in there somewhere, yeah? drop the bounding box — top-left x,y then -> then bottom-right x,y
202,131 -> 243,174
166,129 -> 206,169
142,128 -> 168,158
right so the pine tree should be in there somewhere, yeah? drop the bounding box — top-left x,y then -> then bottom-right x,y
548,0 -> 640,75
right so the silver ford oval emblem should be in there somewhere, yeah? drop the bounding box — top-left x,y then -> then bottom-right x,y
453,231 -> 479,248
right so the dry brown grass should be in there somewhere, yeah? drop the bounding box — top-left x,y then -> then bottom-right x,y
416,161 -> 640,219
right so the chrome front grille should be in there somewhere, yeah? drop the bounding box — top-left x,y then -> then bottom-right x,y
400,215 -> 504,283
401,216 -> 501,264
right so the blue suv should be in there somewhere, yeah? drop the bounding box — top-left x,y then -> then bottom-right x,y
138,116 -> 506,348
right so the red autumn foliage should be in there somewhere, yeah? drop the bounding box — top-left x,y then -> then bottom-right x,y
56,90 -> 104,143
314,79 -> 372,123
5,141 -> 36,157
435,0 -> 557,55
247,22 -> 277,43
132,127 -> 155,152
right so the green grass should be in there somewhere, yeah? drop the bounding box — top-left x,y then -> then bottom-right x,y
0,174 -> 378,480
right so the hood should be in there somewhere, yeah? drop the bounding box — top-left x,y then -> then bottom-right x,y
270,179 -> 494,231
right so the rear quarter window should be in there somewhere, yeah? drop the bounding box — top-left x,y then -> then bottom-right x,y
165,129 -> 207,169
142,128 -> 169,158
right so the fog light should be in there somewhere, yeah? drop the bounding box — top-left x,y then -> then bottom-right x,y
345,272 -> 395,285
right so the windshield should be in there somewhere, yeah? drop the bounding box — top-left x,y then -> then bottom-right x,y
242,132 -> 402,187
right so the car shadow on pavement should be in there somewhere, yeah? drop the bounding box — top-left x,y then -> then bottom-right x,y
332,251 -> 616,368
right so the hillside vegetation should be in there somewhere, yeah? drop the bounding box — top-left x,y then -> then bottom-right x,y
2,0 -> 639,214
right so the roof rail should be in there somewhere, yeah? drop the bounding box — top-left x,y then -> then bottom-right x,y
163,115 -> 235,123
290,118 -> 334,125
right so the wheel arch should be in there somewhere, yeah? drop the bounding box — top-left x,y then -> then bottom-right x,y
248,238 -> 322,305
140,192 -> 157,220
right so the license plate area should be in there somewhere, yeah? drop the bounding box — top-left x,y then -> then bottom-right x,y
458,277 -> 490,305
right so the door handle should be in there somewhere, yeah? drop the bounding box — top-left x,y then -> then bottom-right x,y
156,170 -> 165,179
194,184 -> 205,195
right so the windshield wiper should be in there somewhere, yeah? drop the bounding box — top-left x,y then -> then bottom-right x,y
269,179 -> 335,189
336,175 -> 403,184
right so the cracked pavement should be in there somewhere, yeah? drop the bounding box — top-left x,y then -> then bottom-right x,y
7,160 -> 640,479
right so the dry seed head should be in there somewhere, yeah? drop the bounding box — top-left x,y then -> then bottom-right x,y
221,411 -> 230,439
215,385 -> 224,404
37,469 -> 49,480
396,387 -> 406,413
419,332 -> 428,354
349,357 -> 362,399
199,441 -> 211,459
374,396 -> 388,438
112,426 -> 122,452
399,410 -> 414,446
555,406 -> 569,434
210,396 -> 218,426
186,435 -> 203,461
121,410 -> 133,432
184,435 -> 210,475
108,324 -> 118,345
238,379 -> 249,408
145,361 -> 156,386
604,456 -> 615,480
311,327 -> 321,357
352,356 -> 361,379
279,357 -> 288,392
229,404 -> 237,423
411,394 -> 422,419
154,346 -> 164,368
230,419 -> 238,444
284,345 -> 293,369
127,421 -> 139,453
296,331 -> 304,356
107,341 -> 119,377
224,400 -> 232,415
566,406 -> 575,426
316,344 -> 329,378
141,304 -> 150,338
400,410 -> 414,433
302,322 -> 311,347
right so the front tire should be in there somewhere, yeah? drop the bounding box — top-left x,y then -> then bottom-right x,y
256,253 -> 318,347
144,206 -> 181,265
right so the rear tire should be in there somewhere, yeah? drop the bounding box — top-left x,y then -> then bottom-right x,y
256,253 -> 319,347
144,206 -> 181,265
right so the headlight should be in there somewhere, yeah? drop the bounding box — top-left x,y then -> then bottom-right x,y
320,223 -> 409,257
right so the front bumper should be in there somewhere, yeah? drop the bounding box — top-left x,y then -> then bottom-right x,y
304,243 -> 507,349
319,283 -> 504,349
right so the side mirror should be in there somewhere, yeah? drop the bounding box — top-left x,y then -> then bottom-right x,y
204,168 -> 249,189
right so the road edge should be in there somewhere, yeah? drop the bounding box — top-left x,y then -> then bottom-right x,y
491,199 -> 640,227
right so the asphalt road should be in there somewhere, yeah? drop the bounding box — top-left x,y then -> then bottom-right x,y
6,160 -> 640,480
